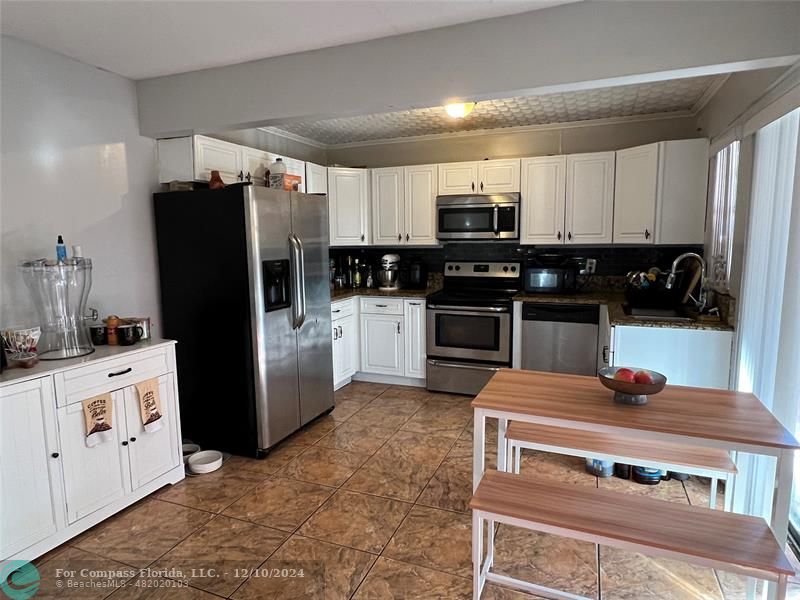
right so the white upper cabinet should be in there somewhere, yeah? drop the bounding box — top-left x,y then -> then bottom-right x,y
328,167 -> 370,246
565,152 -> 615,244
242,147 -> 271,186
404,164 -> 438,245
306,162 -> 328,195
193,135 -> 243,184
372,167 -> 405,245
478,159 -> 521,194
438,159 -> 520,195
613,143 -> 659,244
438,161 -> 479,195
654,138 -> 709,245
520,156 -> 567,245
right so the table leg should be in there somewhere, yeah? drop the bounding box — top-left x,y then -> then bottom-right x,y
709,478 -> 718,510
473,511 -> 483,599
473,408 -> 486,492
771,448 -> 794,544
497,418 -> 508,472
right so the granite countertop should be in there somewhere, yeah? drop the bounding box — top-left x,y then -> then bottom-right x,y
513,291 -> 733,331
331,286 -> 439,301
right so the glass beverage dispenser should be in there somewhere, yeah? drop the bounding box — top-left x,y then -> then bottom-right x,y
20,258 -> 97,359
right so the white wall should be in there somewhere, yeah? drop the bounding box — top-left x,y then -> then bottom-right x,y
1,36 -> 161,335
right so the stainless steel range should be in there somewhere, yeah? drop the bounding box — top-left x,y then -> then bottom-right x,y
426,261 -> 521,395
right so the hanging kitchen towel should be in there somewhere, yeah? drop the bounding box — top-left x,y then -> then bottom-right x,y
135,378 -> 164,433
83,393 -> 114,448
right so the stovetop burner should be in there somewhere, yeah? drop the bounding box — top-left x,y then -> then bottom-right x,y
427,260 -> 522,308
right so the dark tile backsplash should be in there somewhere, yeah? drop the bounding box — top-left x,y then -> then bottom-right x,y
329,243 -> 703,278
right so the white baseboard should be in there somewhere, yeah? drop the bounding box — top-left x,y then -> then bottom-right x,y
352,372 -> 426,388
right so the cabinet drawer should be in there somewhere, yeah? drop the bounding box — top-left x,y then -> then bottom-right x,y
331,298 -> 354,320
360,297 -> 404,315
55,348 -> 170,407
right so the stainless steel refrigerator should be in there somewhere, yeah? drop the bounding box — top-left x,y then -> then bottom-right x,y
154,184 -> 333,457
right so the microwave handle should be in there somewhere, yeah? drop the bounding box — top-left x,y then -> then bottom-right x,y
492,205 -> 499,235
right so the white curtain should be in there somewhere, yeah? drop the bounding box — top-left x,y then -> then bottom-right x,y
732,108 -> 800,525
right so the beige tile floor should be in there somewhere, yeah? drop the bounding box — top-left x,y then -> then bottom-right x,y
33,382 -> 800,599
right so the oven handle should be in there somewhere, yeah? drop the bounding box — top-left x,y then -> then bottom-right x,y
427,359 -> 502,373
428,304 -> 509,313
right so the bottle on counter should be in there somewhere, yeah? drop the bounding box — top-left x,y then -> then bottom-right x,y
56,235 -> 67,263
353,258 -> 362,288
345,256 -> 353,287
366,265 -> 374,289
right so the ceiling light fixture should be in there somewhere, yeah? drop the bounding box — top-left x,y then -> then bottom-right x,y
445,102 -> 475,118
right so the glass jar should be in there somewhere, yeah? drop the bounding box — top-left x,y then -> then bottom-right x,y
19,258 -> 97,359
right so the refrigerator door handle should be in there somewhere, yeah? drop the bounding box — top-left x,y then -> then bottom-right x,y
295,234 -> 307,328
288,234 -> 303,329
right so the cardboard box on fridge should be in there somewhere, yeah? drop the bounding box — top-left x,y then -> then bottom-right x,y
269,173 -> 302,191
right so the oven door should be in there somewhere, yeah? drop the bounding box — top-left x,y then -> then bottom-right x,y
426,305 -> 511,363
436,203 -> 519,240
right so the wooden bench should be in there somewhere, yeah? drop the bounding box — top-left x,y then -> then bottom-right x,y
505,421 -> 736,509
470,470 -> 794,600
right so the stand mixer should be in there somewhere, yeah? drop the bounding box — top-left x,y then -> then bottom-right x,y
377,254 -> 400,291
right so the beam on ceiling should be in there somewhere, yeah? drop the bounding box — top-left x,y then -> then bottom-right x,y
136,1 -> 800,138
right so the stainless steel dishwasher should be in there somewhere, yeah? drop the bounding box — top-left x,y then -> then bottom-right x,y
520,303 -> 599,376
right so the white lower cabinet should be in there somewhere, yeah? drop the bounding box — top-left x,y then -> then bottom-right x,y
332,301 -> 358,390
0,342 -> 183,561
361,313 -> 405,376
58,392 -> 131,523
0,378 -> 64,559
403,300 -> 426,378
356,297 -> 425,381
611,326 -> 733,389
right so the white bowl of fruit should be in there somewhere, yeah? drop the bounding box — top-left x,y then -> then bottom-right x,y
597,367 -> 667,405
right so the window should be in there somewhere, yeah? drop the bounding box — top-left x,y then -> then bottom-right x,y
707,141 -> 740,291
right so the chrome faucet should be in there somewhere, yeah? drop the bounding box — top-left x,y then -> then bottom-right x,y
665,252 -> 707,312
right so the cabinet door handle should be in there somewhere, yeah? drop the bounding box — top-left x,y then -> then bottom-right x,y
375,304 -> 388,308
396,322 -> 401,334
338,326 -> 342,337
245,172 -> 252,182
567,232 -> 572,241
130,437 -> 137,443
121,441 -> 128,446
644,228 -> 650,239
108,367 -> 132,378
334,328 -> 338,340
557,231 -> 562,241
51,452 -> 59,459
361,234 -> 365,242
471,182 -> 475,192
398,233 -> 401,241
332,309 -> 341,313
406,233 -> 409,241
409,302 -> 420,305
480,181 -> 484,192
238,170 -> 244,181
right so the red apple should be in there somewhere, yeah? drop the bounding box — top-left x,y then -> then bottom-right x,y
613,368 -> 636,383
634,370 -> 655,385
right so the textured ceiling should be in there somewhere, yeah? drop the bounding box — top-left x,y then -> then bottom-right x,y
274,74 -> 725,146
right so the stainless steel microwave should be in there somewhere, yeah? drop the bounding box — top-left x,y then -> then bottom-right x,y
436,193 -> 520,240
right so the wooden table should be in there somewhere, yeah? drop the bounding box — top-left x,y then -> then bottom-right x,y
471,369 -> 800,597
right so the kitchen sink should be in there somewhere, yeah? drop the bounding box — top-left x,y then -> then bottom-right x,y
623,305 -> 695,322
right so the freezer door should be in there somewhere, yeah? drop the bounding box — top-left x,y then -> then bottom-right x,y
245,187 -> 301,449
291,191 -> 334,424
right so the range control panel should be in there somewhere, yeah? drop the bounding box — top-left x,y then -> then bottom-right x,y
444,262 -> 521,278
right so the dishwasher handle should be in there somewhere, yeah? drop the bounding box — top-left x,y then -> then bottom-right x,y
521,302 -> 599,324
